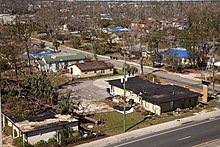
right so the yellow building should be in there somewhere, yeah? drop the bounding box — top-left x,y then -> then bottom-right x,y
108,77 -> 200,115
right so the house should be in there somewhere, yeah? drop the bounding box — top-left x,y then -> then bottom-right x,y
164,48 -> 191,65
2,110 -> 78,145
131,18 -> 160,32
68,61 -> 114,78
108,77 -> 201,115
0,14 -> 16,25
38,52 -> 85,72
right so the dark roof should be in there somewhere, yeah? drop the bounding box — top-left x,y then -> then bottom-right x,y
108,77 -> 201,104
2,109 -> 56,123
75,61 -> 114,72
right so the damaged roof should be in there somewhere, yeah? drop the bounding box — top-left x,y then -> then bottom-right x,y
75,61 -> 114,72
108,76 -> 201,104
2,109 -> 78,133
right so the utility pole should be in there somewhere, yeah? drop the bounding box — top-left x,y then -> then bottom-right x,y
212,38 -> 215,94
123,54 -> 126,132
212,53 -> 215,94
0,86 -> 2,147
139,33 -> 143,76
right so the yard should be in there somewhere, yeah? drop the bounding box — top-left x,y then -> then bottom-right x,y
81,97 -> 218,136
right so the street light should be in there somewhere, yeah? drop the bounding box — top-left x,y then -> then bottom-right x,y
212,54 -> 215,94
108,26 -> 131,132
212,38 -> 216,94
121,70 -> 127,132
0,88 -> 2,147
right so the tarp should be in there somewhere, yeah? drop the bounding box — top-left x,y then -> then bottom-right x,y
165,48 -> 190,58
31,52 -> 55,57
108,26 -> 132,32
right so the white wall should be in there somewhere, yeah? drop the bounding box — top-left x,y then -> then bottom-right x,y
68,65 -> 81,76
28,131 -> 56,145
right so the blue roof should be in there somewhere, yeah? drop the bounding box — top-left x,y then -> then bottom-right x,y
165,48 -> 190,58
31,52 -> 55,57
108,26 -> 132,32
100,14 -> 111,18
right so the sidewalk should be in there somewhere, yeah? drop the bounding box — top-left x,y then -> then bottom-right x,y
76,109 -> 220,147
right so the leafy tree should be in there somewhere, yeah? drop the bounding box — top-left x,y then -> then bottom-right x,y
24,72 -> 58,105
52,39 -> 60,52
72,36 -> 81,48
7,21 -> 37,73
56,94 -> 80,116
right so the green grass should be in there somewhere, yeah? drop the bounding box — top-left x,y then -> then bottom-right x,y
81,111 -> 194,135
47,72 -> 70,86
83,111 -> 144,135
105,52 -> 121,57
81,107 -> 205,136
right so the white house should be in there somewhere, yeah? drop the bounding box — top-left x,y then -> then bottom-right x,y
68,61 -> 114,78
2,111 -> 79,145
0,14 -> 16,25
38,52 -> 85,72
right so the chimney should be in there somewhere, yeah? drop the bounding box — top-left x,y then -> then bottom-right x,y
202,85 -> 208,103
201,80 -> 210,103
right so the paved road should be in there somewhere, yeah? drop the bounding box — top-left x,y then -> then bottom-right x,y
109,117 -> 220,147
31,38 -> 220,93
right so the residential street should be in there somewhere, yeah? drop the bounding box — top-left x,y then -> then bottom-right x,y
111,117 -> 220,147
31,38 -> 220,93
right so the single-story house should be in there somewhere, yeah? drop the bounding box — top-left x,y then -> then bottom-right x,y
68,61 -> 114,78
164,48 -> 191,65
2,110 -> 78,145
131,18 -> 159,32
31,51 -> 55,60
0,14 -> 16,25
38,52 -> 85,72
108,77 -> 201,115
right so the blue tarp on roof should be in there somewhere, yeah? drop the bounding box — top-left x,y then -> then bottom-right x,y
31,52 -> 55,57
165,48 -> 190,58
108,26 -> 132,32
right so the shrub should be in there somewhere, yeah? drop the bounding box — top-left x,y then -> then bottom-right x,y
34,140 -> 47,147
3,126 -> 12,136
47,138 -> 59,146
13,137 -> 23,147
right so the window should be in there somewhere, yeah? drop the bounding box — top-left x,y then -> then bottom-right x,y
152,103 -> 156,111
139,96 -> 142,104
101,69 -> 105,73
56,63 -> 60,70
171,101 -> 174,110
110,68 -> 112,71
85,71 -> 87,74
94,70 -> 96,73
145,101 -> 149,108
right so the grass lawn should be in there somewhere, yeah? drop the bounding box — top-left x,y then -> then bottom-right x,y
105,52 -> 121,57
82,98 -> 218,136
47,72 -> 69,86
81,109 -> 198,136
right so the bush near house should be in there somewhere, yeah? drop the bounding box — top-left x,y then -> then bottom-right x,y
3,126 -> 12,136
13,137 -> 31,147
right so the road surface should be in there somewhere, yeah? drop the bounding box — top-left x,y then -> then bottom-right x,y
109,117 -> 220,147
31,38 -> 220,93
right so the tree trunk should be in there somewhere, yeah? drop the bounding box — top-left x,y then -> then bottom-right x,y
14,62 -> 21,97
26,41 -> 32,74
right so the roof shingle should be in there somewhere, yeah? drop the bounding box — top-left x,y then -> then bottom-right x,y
75,61 -> 114,72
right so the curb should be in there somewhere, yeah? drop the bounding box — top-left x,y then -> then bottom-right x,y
76,110 -> 220,147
